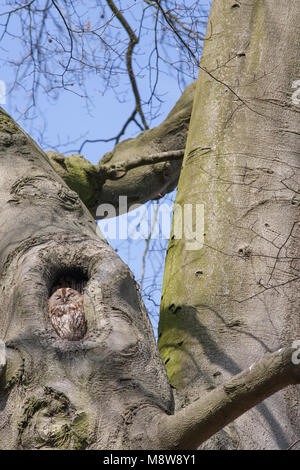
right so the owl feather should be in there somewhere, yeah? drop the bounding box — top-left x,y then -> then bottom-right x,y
48,287 -> 87,341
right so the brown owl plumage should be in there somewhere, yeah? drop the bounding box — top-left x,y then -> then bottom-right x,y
48,287 -> 87,341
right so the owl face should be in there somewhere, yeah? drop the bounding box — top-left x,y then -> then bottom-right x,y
51,288 -> 80,310
48,287 -> 87,341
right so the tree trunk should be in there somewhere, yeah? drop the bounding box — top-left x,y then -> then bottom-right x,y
159,0 -> 300,450
0,107 -> 173,449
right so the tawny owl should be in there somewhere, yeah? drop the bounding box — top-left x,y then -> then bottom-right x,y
48,287 -> 87,341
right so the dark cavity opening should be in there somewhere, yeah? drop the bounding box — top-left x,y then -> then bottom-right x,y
49,267 -> 88,296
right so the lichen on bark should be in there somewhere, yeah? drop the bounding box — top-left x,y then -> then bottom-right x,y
159,0 -> 300,449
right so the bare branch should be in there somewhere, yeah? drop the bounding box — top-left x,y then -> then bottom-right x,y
101,149 -> 185,179
154,0 -> 199,66
156,345 -> 300,449
287,439 -> 300,450
78,108 -> 138,153
51,0 -> 73,75
106,0 -> 148,129
0,1 -> 35,17
47,81 -> 195,215
140,201 -> 160,289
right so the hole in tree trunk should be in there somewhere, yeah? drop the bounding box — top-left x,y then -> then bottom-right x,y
49,267 -> 88,296
47,267 -> 88,341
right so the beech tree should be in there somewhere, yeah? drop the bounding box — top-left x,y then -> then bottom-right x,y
0,0 -> 299,450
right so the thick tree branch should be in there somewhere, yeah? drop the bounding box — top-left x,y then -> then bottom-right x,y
155,345 -> 300,450
46,81 -> 195,216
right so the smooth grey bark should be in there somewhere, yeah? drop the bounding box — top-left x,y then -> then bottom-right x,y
157,345 -> 300,449
46,81 -> 195,218
0,107 -> 173,449
159,0 -> 300,450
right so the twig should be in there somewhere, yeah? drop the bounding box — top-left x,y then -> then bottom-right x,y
0,1 -> 35,16
51,0 -> 73,75
101,149 -> 185,179
79,108 -> 139,153
140,201 -> 160,289
154,0 -> 266,118
287,439 -> 300,450
106,0 -> 148,129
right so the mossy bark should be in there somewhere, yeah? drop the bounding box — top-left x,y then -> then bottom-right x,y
159,0 -> 300,449
0,106 -> 173,450
47,81 -> 195,217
